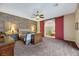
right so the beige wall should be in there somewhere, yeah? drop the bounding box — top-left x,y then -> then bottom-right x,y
64,13 -> 75,41
75,6 -> 79,47
64,5 -> 79,48
37,21 -> 40,33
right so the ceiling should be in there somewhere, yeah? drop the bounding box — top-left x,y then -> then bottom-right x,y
0,3 -> 78,21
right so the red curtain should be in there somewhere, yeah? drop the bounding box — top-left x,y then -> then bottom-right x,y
55,16 -> 64,40
40,21 -> 44,36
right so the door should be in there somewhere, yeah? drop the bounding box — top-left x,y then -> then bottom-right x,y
55,16 -> 64,40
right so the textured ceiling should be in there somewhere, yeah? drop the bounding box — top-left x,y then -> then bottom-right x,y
0,3 -> 78,21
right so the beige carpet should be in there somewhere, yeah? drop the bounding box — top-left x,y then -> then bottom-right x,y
14,37 -> 79,56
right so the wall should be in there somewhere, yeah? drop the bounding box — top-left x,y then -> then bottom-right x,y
37,18 -> 44,33
37,21 -> 40,33
75,5 -> 79,47
44,15 -> 75,40
0,12 -> 37,32
0,20 -> 5,31
38,13 -> 76,41
64,13 -> 75,41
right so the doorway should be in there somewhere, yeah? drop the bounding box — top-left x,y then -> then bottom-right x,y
44,19 -> 55,38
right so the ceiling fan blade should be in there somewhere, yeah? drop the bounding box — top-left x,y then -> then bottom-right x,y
40,14 -> 44,16
40,14 -> 44,18
40,16 -> 44,18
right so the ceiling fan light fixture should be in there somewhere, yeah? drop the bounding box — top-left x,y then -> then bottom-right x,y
36,16 -> 40,19
40,14 -> 44,16
32,10 -> 44,20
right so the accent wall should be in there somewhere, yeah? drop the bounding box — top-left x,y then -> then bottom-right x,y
55,16 -> 64,40
40,21 -> 44,36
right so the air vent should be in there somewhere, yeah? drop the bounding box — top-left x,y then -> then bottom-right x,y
53,3 -> 59,7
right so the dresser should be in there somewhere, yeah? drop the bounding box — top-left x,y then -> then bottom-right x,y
0,37 -> 15,56
31,33 -> 43,44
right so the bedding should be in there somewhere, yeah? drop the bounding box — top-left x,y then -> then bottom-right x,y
20,32 -> 35,45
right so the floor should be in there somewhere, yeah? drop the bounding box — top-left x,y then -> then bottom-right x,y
14,37 -> 79,56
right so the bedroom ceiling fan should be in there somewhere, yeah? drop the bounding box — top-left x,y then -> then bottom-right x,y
31,10 -> 44,20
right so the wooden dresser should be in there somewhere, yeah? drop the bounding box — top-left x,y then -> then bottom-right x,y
0,37 -> 15,56
31,33 -> 43,44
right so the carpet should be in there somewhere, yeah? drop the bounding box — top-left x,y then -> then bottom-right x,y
14,37 -> 79,56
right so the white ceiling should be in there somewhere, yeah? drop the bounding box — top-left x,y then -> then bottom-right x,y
0,3 -> 78,21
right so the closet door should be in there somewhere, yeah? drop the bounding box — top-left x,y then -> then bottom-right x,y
55,16 -> 64,40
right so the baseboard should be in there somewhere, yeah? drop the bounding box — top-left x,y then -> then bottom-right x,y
64,40 -> 79,50
75,41 -> 79,48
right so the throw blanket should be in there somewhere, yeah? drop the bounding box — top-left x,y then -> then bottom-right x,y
24,33 -> 35,45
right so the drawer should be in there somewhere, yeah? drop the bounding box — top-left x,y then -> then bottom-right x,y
0,47 -> 14,56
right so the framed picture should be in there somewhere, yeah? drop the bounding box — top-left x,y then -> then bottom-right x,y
75,22 -> 78,30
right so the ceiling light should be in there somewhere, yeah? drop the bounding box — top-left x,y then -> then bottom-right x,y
32,10 -> 44,20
